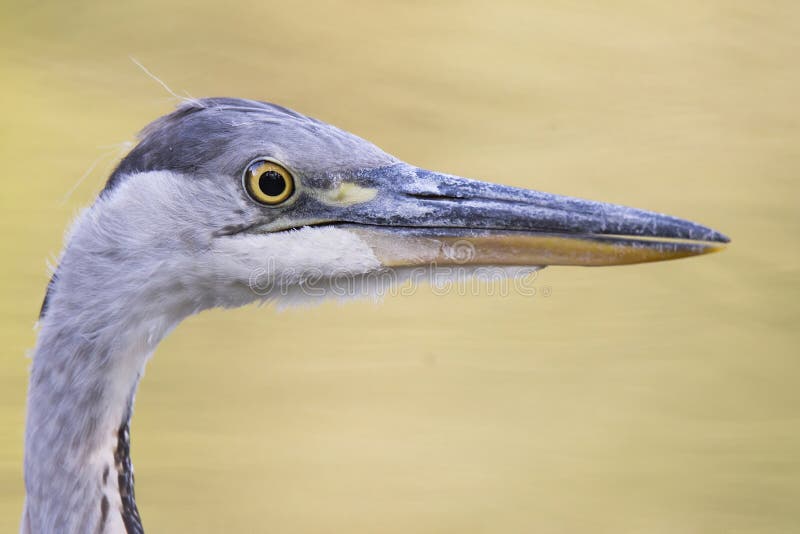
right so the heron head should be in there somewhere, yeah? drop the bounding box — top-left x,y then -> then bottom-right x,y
58,97 -> 728,313
25,96 -> 733,534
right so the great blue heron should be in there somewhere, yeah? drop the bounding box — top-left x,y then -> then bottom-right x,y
22,98 -> 728,533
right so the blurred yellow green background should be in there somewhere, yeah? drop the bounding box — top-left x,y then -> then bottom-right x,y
1,1 -> 798,532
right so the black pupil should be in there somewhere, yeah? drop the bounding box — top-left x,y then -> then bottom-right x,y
258,171 -> 286,197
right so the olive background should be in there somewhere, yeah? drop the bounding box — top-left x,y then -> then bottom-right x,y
1,1 -> 798,532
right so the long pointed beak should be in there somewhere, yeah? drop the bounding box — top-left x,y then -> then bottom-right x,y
303,163 -> 729,267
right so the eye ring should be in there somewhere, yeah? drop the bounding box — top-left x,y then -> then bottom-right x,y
243,159 -> 295,206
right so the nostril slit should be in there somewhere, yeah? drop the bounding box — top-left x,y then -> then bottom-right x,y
406,192 -> 460,201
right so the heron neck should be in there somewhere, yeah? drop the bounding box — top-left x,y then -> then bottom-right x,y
23,295 -> 175,533
23,261 -> 189,533
22,170 -> 265,532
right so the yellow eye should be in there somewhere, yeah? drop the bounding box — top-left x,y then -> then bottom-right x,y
243,159 -> 295,205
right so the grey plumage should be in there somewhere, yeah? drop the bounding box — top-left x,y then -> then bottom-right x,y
104,98 -> 395,194
41,98 -> 395,319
